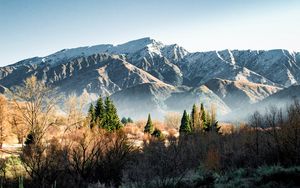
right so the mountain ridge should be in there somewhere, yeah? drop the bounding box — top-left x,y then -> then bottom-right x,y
1,37 -> 299,120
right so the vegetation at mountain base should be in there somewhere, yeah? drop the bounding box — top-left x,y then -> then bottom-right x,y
0,76 -> 299,187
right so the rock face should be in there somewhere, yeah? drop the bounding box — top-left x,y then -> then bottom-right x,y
205,78 -> 281,109
1,37 -> 299,119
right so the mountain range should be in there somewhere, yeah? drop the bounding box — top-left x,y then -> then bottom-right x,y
1,37 -> 300,120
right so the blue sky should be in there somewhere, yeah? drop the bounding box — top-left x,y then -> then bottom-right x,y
0,0 -> 299,66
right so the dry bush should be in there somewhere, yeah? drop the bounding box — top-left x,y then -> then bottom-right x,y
164,112 -> 181,130
0,95 -> 8,148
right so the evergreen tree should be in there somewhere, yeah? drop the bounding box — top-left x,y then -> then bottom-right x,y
204,121 -> 221,134
127,117 -> 133,123
179,110 -> 192,134
144,114 -> 154,134
121,117 -> 128,125
95,97 -> 105,127
88,104 -> 95,123
152,128 -> 163,138
103,97 -> 122,131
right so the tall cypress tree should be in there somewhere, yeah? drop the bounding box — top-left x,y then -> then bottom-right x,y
179,110 -> 191,134
144,114 -> 154,134
103,97 -> 122,131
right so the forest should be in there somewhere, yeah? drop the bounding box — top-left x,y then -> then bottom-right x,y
0,76 -> 299,188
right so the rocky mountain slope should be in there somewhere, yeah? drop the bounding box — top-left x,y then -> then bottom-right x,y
1,37 -> 299,119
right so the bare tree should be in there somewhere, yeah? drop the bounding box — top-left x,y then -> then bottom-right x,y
11,76 -> 59,144
164,112 -> 181,130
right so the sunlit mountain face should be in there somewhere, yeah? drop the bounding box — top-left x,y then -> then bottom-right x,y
1,37 -> 299,120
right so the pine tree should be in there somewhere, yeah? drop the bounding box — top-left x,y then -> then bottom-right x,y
144,114 -> 154,134
103,97 -> 122,131
88,104 -> 95,122
179,110 -> 192,134
95,97 -> 105,127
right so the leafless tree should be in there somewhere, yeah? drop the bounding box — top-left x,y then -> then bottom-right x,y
10,75 -> 59,144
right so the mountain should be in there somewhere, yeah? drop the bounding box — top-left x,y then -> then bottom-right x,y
1,37 -> 299,120
205,78 -> 282,109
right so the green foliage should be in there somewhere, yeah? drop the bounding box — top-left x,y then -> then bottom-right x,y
121,117 -> 128,125
200,103 -> 207,127
152,128 -> 163,138
90,96 -> 122,131
94,97 -> 105,127
144,114 -> 154,134
180,110 -> 192,134
88,104 -> 95,123
102,97 -> 122,131
121,117 -> 134,125
127,117 -> 133,123
204,121 -> 221,134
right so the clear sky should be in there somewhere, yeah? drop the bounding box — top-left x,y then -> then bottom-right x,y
0,0 -> 299,66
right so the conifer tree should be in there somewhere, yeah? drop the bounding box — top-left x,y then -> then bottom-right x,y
127,117 -> 133,123
88,103 -> 95,123
179,110 -> 192,134
121,117 -> 128,125
103,97 -> 122,131
152,128 -> 162,138
144,114 -> 154,134
95,97 -> 105,127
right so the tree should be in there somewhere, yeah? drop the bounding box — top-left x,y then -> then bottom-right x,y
103,97 -> 122,131
144,114 -> 154,134
65,94 -> 87,129
152,128 -> 163,138
94,97 -> 105,126
121,117 -> 128,125
200,103 -> 207,129
88,104 -> 96,125
191,104 -> 200,131
179,110 -> 191,134
11,75 -> 58,144
204,121 -> 221,134
9,116 -> 28,145
164,112 -> 181,130
0,95 -> 7,149
127,117 -> 133,123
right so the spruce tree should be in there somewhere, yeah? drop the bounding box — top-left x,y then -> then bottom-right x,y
179,110 -> 192,134
103,97 -> 122,131
144,114 -> 154,134
88,103 -> 95,123
95,97 -> 105,127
